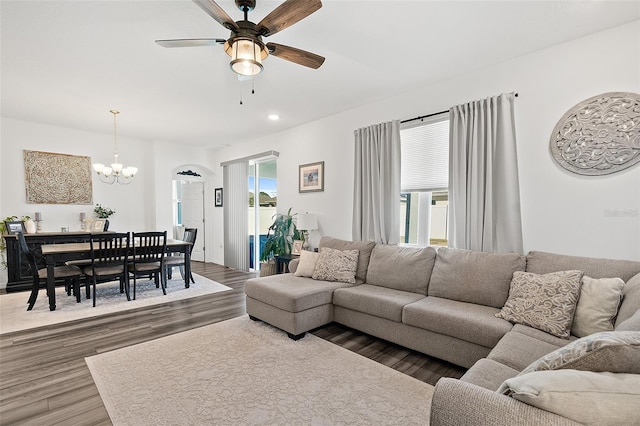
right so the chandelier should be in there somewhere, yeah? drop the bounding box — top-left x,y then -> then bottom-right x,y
92,110 -> 138,185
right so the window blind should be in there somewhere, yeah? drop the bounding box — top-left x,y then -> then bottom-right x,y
400,115 -> 449,192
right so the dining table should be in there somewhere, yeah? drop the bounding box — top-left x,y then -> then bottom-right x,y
40,238 -> 193,311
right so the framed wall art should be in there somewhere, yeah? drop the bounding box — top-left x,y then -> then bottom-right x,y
23,150 -> 93,204
215,188 -> 223,207
299,161 -> 324,193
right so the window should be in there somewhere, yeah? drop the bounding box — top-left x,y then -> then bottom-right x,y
400,114 -> 449,246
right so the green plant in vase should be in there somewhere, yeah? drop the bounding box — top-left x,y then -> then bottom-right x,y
260,207 -> 302,263
0,216 -> 22,269
94,204 -> 115,231
94,204 -> 115,219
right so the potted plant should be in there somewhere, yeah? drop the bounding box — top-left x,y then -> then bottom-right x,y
94,204 -> 115,231
259,208 -> 302,276
0,215 -> 31,269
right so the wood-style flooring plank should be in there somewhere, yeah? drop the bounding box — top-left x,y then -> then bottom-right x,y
1,262 -> 466,425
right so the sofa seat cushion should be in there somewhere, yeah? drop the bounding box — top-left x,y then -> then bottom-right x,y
402,297 -> 512,348
428,247 -> 526,308
511,324 -> 578,346
460,358 -> 520,391
333,284 -> 425,322
244,275 -> 350,313
365,245 -> 436,294
488,330 -> 566,371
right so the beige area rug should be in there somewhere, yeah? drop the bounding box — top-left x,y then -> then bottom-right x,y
86,315 -> 434,425
0,274 -> 231,334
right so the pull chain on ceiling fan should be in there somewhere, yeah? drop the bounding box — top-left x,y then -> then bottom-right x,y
156,0 -> 325,77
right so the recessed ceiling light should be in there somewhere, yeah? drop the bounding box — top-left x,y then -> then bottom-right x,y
268,114 -> 280,121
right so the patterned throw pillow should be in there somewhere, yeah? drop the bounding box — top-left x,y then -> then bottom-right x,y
312,247 -> 359,284
519,331 -> 640,375
495,270 -> 583,338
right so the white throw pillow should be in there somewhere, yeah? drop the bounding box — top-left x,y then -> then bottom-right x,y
499,370 -> 640,426
293,250 -> 319,278
572,276 -> 625,337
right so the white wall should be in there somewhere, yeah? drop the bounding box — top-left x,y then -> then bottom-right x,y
1,117 -> 149,232
2,20 -> 639,286
211,20 -> 640,262
0,118 -> 217,288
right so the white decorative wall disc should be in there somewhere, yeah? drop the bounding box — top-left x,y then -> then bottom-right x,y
549,92 -> 640,175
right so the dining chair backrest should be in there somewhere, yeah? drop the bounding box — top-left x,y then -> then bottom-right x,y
17,232 -> 39,278
132,231 -> 167,263
182,228 -> 198,254
89,232 -> 130,266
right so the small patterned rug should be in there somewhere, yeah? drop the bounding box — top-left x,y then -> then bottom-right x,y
0,274 -> 231,334
86,315 -> 434,425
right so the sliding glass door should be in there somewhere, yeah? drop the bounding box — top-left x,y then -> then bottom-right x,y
248,159 -> 277,271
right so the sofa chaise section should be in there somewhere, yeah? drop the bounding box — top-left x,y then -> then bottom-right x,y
245,273 -> 351,339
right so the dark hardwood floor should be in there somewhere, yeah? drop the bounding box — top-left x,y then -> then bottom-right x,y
0,262 -> 465,425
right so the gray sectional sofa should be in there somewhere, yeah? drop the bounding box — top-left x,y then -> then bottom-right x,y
244,237 -> 640,425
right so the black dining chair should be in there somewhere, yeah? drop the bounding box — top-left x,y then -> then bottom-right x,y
162,227 -> 197,288
18,232 -> 83,310
129,231 -> 167,299
83,232 -> 131,307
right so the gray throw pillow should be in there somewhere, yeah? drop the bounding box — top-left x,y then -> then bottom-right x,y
312,247 -> 359,284
495,270 -> 583,338
519,331 -> 640,375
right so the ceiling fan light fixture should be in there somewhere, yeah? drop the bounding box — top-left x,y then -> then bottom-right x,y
228,38 -> 266,76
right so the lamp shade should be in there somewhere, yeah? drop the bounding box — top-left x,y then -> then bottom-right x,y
297,213 -> 318,231
229,38 -> 264,76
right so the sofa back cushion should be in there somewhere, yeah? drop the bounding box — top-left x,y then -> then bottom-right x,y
428,247 -> 526,308
319,237 -> 376,284
365,245 -> 436,294
616,272 -> 640,328
525,251 -> 640,282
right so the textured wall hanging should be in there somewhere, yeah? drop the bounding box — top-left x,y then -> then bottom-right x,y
549,92 -> 640,176
24,150 -> 93,204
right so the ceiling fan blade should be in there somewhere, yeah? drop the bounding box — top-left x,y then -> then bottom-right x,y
192,0 -> 239,31
267,42 -> 325,69
257,0 -> 322,37
155,38 -> 226,48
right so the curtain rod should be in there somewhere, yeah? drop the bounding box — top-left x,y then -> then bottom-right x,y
401,110 -> 448,124
401,92 -> 519,125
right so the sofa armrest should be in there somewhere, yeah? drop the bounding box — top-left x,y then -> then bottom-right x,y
430,378 -> 583,426
288,259 -> 299,274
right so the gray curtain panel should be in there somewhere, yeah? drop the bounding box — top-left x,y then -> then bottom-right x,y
352,120 -> 401,244
449,93 -> 523,253
223,161 -> 250,271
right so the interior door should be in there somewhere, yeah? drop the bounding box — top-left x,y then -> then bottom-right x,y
181,182 -> 205,262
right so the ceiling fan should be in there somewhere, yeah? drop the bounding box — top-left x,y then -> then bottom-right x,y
156,0 -> 325,77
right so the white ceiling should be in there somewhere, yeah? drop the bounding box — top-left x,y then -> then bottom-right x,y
2,1 -> 639,148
